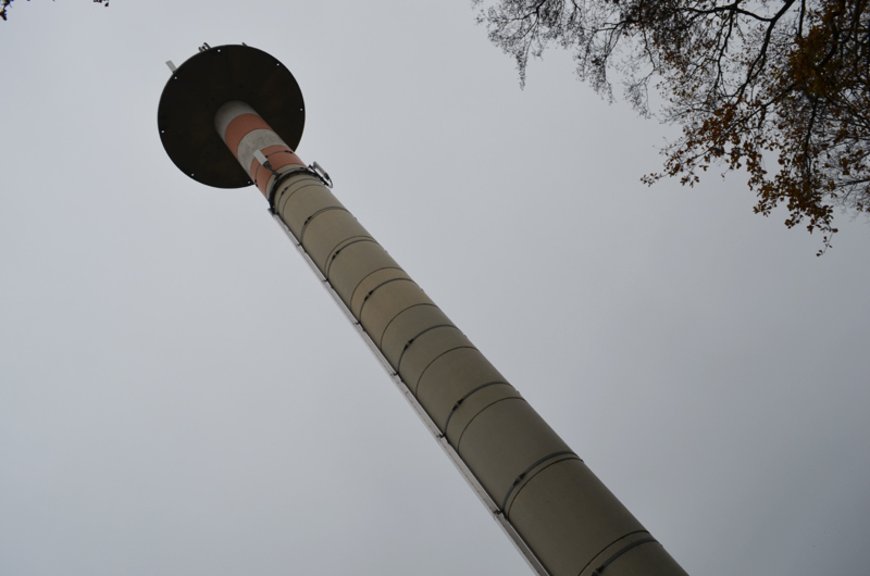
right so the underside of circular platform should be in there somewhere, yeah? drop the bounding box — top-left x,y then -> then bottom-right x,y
158,44 -> 305,189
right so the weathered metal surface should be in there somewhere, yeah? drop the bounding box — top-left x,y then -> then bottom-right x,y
263,155 -> 688,576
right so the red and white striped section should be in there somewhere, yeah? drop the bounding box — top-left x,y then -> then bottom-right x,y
215,101 -> 305,196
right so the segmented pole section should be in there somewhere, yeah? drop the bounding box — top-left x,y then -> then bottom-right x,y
213,99 -> 687,576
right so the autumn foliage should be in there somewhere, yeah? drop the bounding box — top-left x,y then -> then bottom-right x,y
474,1 -> 870,252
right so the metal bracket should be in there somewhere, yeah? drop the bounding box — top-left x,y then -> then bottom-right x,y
309,161 -> 333,188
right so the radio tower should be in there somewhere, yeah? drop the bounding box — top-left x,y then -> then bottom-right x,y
158,44 -> 688,576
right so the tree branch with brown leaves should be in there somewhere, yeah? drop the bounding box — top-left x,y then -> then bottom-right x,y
474,0 -> 870,253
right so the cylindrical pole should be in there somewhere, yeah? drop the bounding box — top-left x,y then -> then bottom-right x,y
213,100 -> 688,576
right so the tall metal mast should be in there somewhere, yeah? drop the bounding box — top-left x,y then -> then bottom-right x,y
158,43 -> 688,576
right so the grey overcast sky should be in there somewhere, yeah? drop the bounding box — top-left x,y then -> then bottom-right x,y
2,2 -> 869,575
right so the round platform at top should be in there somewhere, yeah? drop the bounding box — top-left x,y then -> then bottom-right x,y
158,44 -> 305,189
